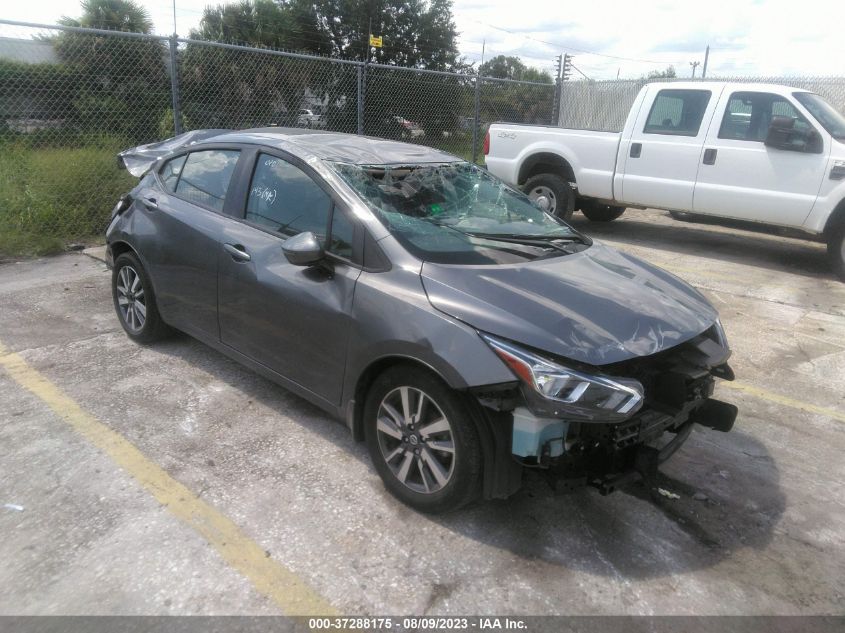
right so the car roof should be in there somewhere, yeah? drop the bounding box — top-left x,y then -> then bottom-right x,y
201,128 -> 462,165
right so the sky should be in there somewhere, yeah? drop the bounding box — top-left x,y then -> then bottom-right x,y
1,0 -> 843,80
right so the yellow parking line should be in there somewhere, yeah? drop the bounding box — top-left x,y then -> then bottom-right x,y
721,380 -> 845,424
0,341 -> 336,616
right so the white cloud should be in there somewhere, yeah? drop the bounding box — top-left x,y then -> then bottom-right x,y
2,0 -> 842,79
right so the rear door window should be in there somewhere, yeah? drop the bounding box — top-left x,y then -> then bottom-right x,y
643,89 -> 712,136
175,150 -> 240,211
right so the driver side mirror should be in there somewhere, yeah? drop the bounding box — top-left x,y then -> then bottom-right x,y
282,231 -> 324,266
765,115 -> 822,153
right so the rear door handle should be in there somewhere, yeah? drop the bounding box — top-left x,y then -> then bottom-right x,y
223,243 -> 251,262
141,196 -> 158,210
630,142 -> 642,158
703,148 -> 718,165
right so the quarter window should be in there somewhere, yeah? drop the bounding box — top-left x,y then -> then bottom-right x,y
719,92 -> 813,142
159,155 -> 186,192
175,150 -> 240,212
328,208 -> 354,259
643,89 -> 711,136
246,154 -> 333,240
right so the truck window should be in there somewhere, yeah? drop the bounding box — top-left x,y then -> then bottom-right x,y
643,89 -> 711,136
719,92 -> 813,142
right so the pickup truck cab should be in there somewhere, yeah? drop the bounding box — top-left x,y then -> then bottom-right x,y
485,82 -> 845,278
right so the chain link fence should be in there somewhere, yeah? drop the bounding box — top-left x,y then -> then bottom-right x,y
559,76 -> 845,132
0,19 -> 554,254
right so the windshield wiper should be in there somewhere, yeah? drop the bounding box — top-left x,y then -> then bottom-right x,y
464,231 -> 590,248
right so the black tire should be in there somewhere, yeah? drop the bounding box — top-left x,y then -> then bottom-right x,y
522,173 -> 575,222
364,365 -> 482,513
112,252 -> 171,344
581,201 -> 626,222
827,222 -> 845,280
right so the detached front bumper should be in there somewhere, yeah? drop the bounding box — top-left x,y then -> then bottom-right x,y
546,394 -> 738,495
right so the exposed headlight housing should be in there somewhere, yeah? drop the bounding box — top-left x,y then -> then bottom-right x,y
481,333 -> 644,421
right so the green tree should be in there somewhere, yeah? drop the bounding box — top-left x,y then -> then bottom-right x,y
646,66 -> 677,79
54,0 -> 169,141
182,0 -> 335,130
479,55 -> 552,83
477,56 -> 554,127
190,0 -> 331,54
304,0 -> 464,71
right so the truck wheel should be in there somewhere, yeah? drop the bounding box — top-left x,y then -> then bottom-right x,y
523,174 -> 574,222
828,222 -> 845,280
581,202 -> 626,222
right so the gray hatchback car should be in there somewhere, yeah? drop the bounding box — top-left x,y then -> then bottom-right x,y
107,128 -> 737,513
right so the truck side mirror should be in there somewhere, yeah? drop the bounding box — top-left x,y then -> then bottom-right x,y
765,116 -> 822,153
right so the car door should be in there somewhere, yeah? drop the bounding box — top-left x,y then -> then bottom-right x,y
136,147 -> 242,339
218,151 -> 362,405
692,90 -> 829,226
619,87 -> 721,211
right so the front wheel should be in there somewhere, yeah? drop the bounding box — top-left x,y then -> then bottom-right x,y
581,201 -> 626,222
827,222 -> 845,281
364,365 -> 482,513
523,173 -> 575,222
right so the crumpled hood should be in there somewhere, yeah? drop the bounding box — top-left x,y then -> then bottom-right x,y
421,242 -> 719,366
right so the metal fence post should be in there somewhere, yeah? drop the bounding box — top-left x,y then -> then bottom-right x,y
552,76 -> 562,126
168,35 -> 183,135
357,64 -> 364,135
471,74 -> 482,164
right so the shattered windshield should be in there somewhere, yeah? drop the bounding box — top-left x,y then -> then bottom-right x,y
331,161 -> 588,265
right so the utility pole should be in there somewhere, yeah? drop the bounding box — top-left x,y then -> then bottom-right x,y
562,54 -> 573,81
552,54 -> 563,125
690,60 -> 700,78
702,45 -> 710,78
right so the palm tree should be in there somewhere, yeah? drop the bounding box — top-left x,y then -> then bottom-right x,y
60,0 -> 154,34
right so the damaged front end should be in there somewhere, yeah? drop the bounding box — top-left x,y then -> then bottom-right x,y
474,322 -> 737,496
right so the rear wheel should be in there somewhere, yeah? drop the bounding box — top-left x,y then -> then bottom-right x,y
112,252 -> 171,344
581,201 -> 626,222
523,173 -> 574,222
364,365 -> 482,513
827,222 -> 845,280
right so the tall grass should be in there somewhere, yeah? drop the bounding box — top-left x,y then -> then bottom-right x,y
0,137 -> 136,259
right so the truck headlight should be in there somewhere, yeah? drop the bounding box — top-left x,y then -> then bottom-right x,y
481,333 -> 644,421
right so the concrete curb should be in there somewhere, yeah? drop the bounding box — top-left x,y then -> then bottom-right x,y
82,245 -> 107,264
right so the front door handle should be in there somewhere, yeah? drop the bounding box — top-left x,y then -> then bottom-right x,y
703,148 -> 718,165
630,142 -> 642,158
223,243 -> 251,262
141,196 -> 158,210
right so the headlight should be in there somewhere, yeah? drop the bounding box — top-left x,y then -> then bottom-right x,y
481,333 -> 644,421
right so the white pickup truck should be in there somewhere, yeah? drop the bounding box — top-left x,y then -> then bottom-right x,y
484,81 -> 845,278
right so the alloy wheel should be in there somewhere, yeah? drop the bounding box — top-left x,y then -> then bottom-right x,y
116,265 -> 146,333
375,386 -> 456,494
